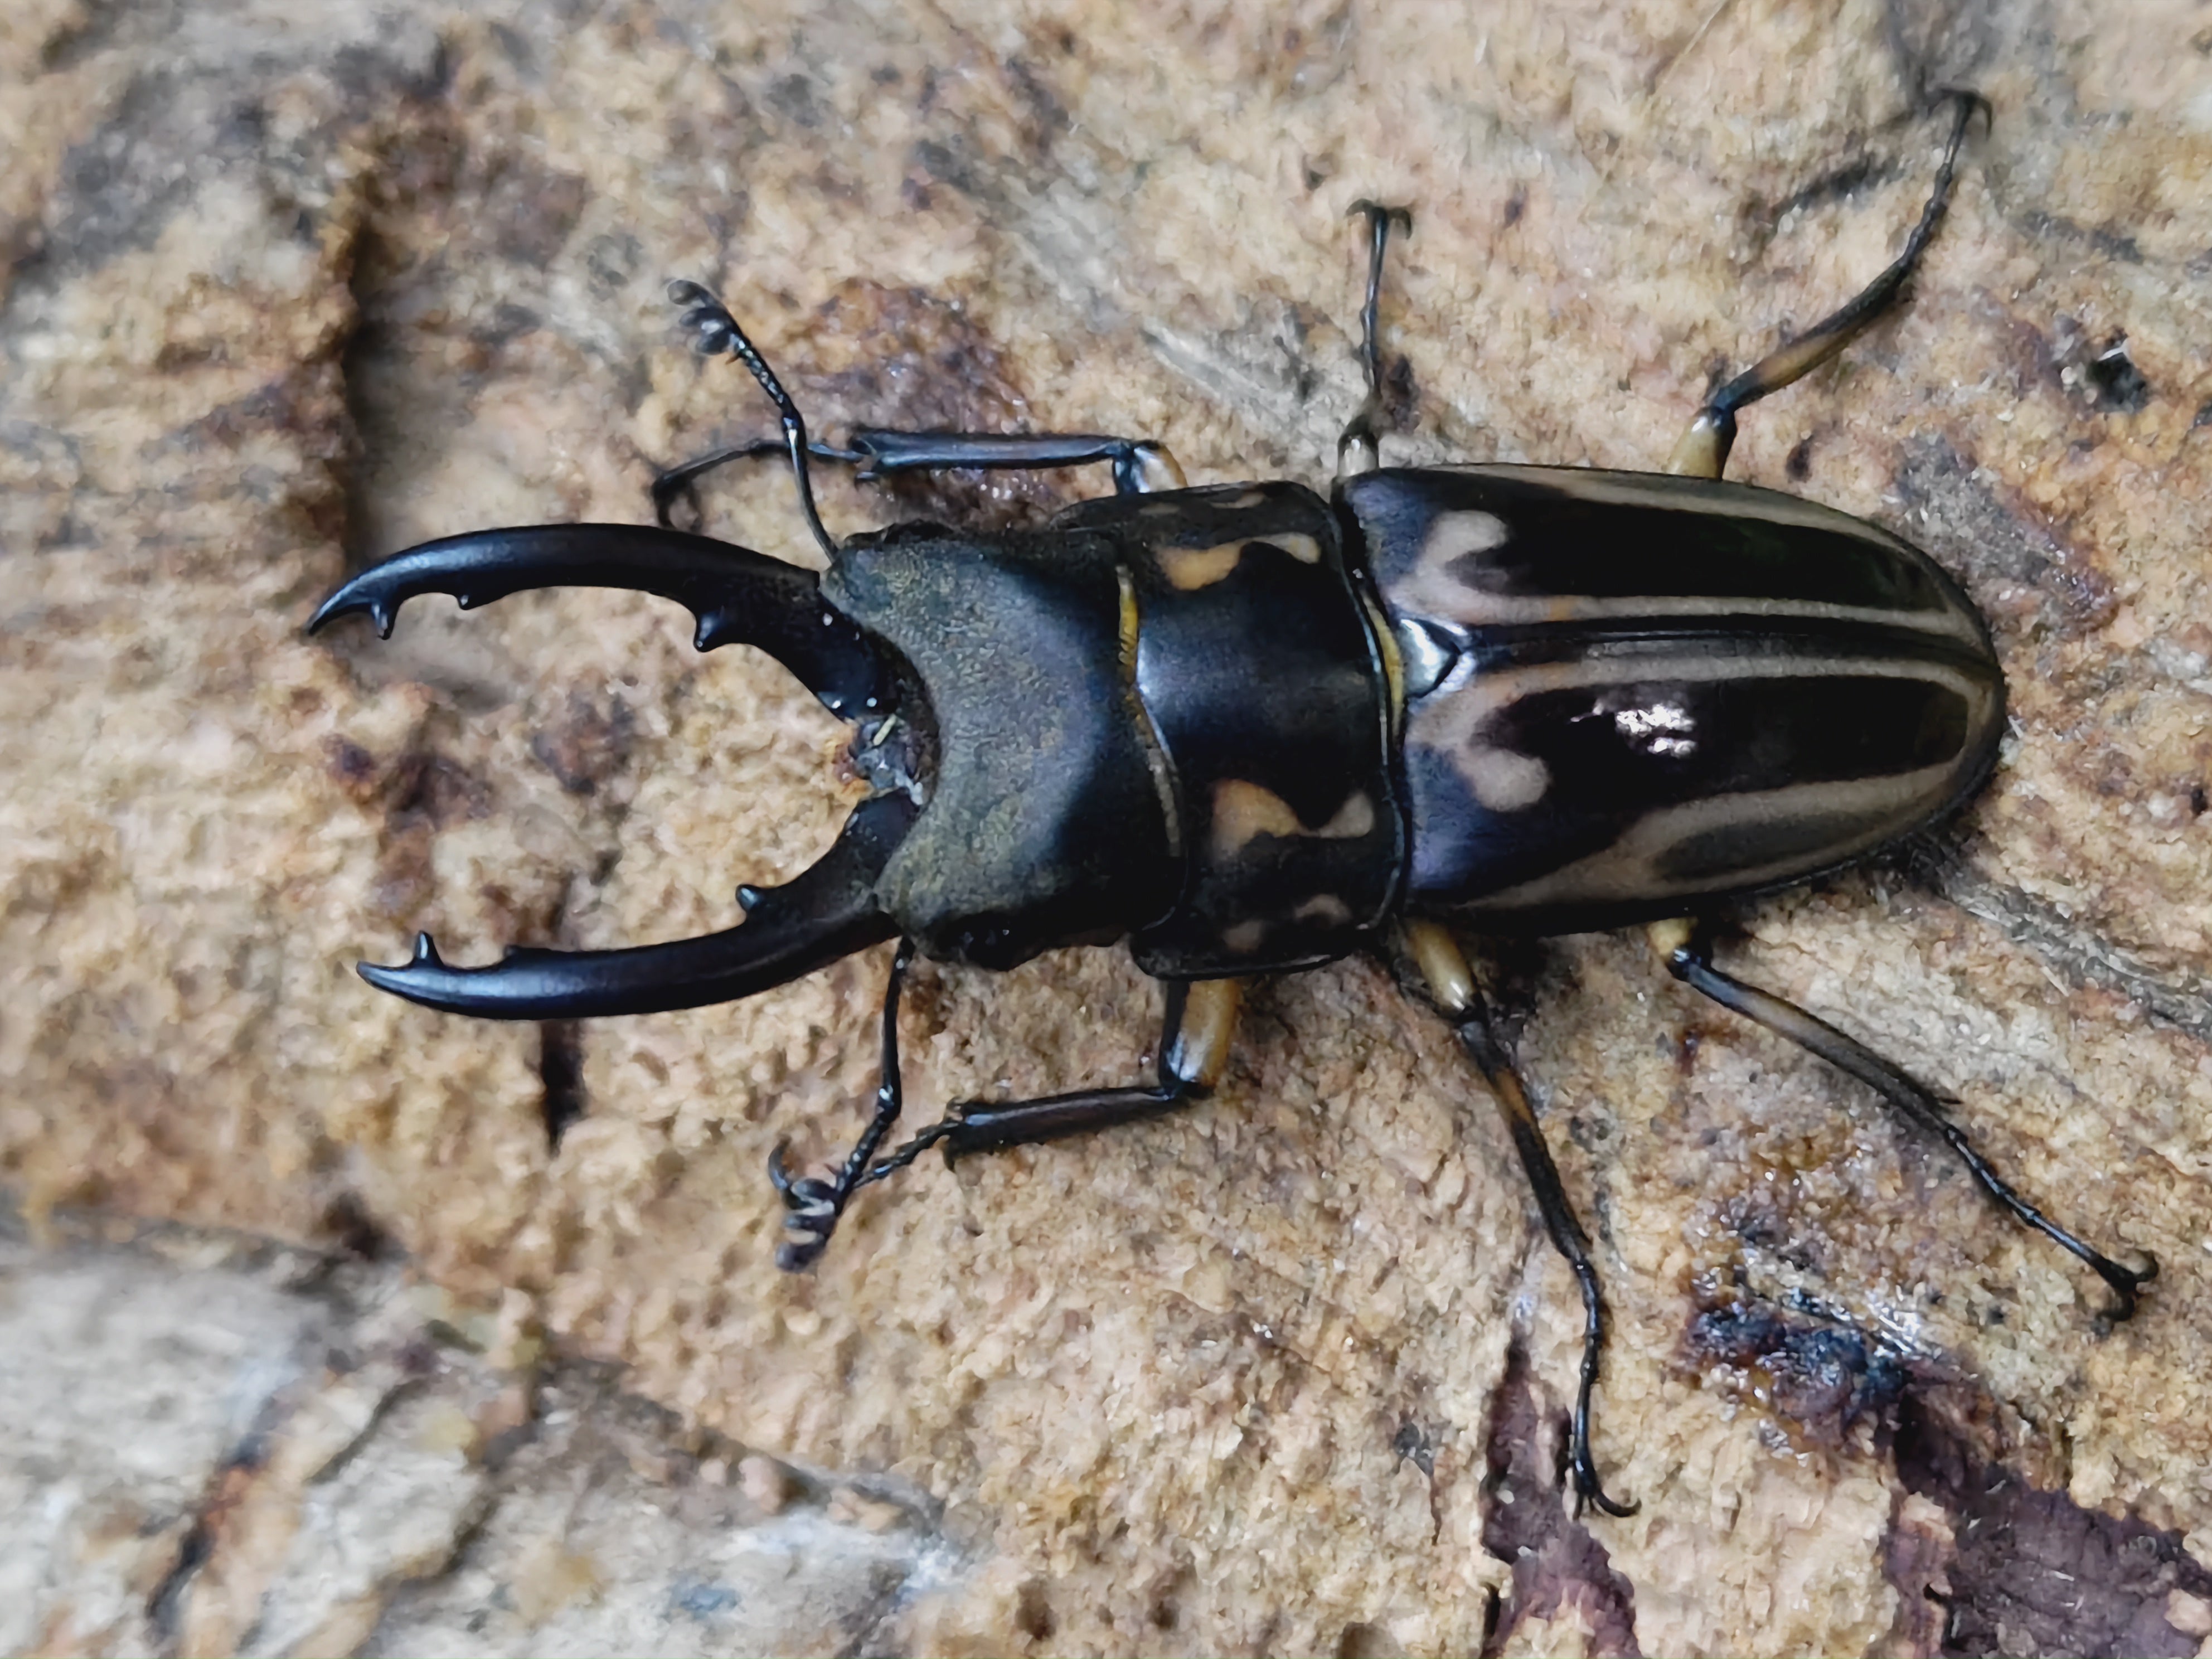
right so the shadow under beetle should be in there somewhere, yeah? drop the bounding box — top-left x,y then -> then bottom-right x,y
312,91 -> 2155,1515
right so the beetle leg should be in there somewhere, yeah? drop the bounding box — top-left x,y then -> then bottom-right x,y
652,431 -> 1188,529
853,977 -> 1241,1185
1337,200 -> 1414,479
769,939 -> 919,1269
1666,88 -> 1990,479
651,438 -> 865,533
666,280 -> 843,556
1655,920 -> 2158,1322
847,430 -> 1187,496
1400,921 -> 1637,1519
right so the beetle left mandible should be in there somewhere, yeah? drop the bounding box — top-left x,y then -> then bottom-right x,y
311,89 -> 2153,1517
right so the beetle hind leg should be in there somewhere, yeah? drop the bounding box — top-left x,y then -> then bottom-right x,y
1401,922 -> 1638,1519
1656,922 -> 2158,1322
1666,88 -> 1989,479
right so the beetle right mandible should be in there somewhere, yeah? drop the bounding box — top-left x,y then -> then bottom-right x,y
310,89 -> 2154,1516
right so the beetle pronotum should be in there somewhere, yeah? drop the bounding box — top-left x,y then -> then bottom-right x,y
311,89 -> 2153,1514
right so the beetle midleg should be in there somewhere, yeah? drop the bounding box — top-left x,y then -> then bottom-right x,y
768,938 -> 919,1270
652,431 -> 1187,528
1652,920 -> 2158,1320
1401,920 -> 1637,1519
852,977 -> 1241,1185
1337,200 -> 1413,480
1665,89 -> 1989,479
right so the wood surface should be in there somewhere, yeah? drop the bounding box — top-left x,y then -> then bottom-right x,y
4,0 -> 2210,1651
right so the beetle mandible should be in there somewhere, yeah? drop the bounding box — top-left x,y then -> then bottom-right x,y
311,90 -> 2155,1515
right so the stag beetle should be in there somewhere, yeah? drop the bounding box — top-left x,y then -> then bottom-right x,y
311,91 -> 2155,1514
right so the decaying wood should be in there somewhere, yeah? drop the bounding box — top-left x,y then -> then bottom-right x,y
4,0 -> 2210,1651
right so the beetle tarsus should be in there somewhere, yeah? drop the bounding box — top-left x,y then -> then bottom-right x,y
1452,1010 -> 1638,1520
764,940 -> 919,1270
1663,932 -> 2158,1326
767,1145 -> 843,1269
1399,921 -> 1635,1517
1568,1253 -> 1639,1519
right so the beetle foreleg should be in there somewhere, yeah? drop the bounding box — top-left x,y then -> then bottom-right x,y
1657,922 -> 2158,1323
1665,88 -> 1989,479
1400,921 -> 1638,1519
853,977 -> 1241,1185
651,431 -> 1189,531
651,438 -> 866,533
844,430 -> 1187,496
1337,200 -> 1413,479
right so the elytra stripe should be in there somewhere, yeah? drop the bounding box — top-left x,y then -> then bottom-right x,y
1442,615 -> 2001,681
1464,761 -> 1967,914
1381,575 -> 1990,651
1348,465 -> 1973,618
1410,648 -> 1998,754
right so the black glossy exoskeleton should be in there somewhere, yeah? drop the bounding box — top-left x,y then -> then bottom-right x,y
311,93 -> 2154,1515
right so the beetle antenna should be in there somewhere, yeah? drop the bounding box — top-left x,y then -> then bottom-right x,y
667,279 -> 840,561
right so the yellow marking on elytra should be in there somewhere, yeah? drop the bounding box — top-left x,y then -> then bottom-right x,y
1410,651 -> 1996,821
1377,468 -> 1983,646
1266,532 -> 1323,565
1293,894 -> 1354,927
1463,748 -> 1551,811
1469,761 -> 1966,914
1210,779 -> 1302,858
1365,591 -> 1406,734
1314,790 -> 1376,838
1118,565 -> 1183,857
1159,541 -> 1245,590
1424,509 -> 1511,565
1209,783 -> 1376,861
1220,920 -> 1268,954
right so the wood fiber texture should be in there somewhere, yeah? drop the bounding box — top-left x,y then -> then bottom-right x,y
4,0 -> 2211,1653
